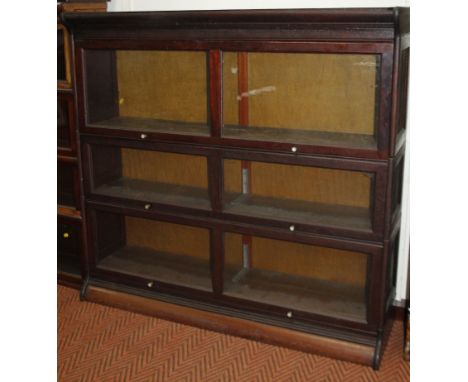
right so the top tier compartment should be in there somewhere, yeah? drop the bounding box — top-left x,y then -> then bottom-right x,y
65,8 -> 409,159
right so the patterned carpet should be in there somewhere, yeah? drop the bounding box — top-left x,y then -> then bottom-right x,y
58,286 -> 409,381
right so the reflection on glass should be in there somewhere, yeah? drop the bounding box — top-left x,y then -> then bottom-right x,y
223,52 -> 380,149
85,50 -> 209,136
95,212 -> 212,291
224,233 -> 368,322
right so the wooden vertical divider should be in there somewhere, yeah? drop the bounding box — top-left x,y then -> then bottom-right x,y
209,50 -> 222,137
238,52 -> 253,269
209,50 -> 225,292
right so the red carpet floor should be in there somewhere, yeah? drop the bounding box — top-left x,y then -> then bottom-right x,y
58,286 -> 409,381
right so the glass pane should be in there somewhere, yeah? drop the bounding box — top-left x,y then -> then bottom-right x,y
224,233 -> 368,322
95,211 -> 212,291
58,162 -> 76,208
57,99 -> 70,147
57,29 -> 66,81
57,220 -> 81,274
84,50 -> 209,136
223,52 -> 379,149
90,145 -> 210,210
224,159 -> 373,231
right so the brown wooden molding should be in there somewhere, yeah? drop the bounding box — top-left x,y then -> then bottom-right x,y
58,206 -> 82,220
58,271 -> 81,289
391,303 -> 407,322
85,285 -> 376,367
61,2 -> 107,13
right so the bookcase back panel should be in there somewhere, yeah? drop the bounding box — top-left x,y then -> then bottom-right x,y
121,148 -> 208,189
224,232 -> 367,285
224,159 -> 372,207
116,51 -> 208,123
125,217 -> 209,260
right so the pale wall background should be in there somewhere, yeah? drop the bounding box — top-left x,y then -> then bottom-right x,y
107,0 -> 411,303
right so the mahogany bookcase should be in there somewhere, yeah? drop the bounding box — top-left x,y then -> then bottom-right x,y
62,8 -> 409,369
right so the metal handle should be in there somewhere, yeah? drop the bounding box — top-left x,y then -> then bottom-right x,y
286,311 -> 293,318
63,232 -> 69,239
140,133 -> 148,139
289,225 -> 295,232
147,281 -> 154,288
144,204 -> 151,210
291,146 -> 297,153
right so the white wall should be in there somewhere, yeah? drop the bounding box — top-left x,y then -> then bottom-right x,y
108,0 -> 410,12
107,0 -> 411,302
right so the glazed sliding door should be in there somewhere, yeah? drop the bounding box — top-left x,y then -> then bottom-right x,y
222,153 -> 387,240
57,24 -> 71,88
91,209 -> 213,292
223,232 -> 371,323
85,140 -> 211,212
221,48 -> 392,156
82,50 -> 210,137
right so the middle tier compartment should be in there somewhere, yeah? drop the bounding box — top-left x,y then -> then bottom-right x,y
221,151 -> 387,240
224,159 -> 373,231
84,138 -> 387,240
84,140 -> 211,212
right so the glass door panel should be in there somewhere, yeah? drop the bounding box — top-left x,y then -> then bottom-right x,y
89,145 -> 210,210
57,27 -> 67,82
94,210 -> 212,291
222,52 -> 380,149
224,233 -> 368,322
58,98 -> 71,148
84,50 -> 209,136
58,162 -> 77,209
57,218 -> 81,274
224,159 -> 373,231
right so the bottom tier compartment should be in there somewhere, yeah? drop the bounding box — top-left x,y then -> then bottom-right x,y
92,210 -> 212,292
224,233 -> 369,323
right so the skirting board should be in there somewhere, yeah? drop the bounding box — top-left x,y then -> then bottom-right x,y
85,285 -> 376,367
58,271 -> 81,289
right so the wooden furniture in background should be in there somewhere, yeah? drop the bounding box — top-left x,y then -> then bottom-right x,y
62,8 -> 409,369
57,1 -> 107,288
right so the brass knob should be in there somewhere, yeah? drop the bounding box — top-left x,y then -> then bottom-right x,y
291,146 -> 297,153
140,133 -> 147,139
63,232 -> 69,239
147,281 -> 154,288
289,225 -> 295,232
286,311 -> 293,318
144,204 -> 151,210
